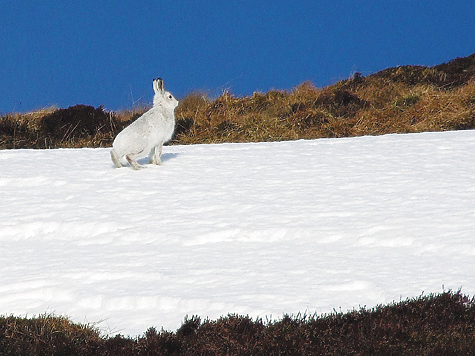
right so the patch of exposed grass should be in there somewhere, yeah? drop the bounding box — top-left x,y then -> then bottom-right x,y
1,53 -> 475,149
0,313 -> 102,355
1,291 -> 475,355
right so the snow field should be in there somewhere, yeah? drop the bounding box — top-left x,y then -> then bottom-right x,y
1,130 -> 474,336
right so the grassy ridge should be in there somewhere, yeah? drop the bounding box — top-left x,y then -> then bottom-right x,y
1,291 -> 475,355
1,54 -> 475,149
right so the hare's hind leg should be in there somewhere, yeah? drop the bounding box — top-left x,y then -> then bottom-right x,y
125,154 -> 143,170
149,143 -> 163,165
110,149 -> 123,168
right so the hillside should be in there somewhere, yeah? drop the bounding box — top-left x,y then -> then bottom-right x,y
1,130 -> 475,354
1,53 -> 474,149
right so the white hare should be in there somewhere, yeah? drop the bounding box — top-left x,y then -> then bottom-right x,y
110,78 -> 178,170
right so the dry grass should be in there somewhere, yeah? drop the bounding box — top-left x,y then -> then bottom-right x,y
351,81 -> 475,135
1,53 -> 475,149
0,313 -> 101,355
172,53 -> 475,144
173,78 -> 475,145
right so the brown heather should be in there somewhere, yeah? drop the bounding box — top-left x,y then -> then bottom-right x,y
2,292 -> 475,355
1,53 -> 475,149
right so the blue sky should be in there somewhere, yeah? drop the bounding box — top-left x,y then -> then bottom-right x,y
1,1 -> 474,113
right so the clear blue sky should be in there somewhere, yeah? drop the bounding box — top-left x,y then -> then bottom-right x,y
1,1 -> 474,113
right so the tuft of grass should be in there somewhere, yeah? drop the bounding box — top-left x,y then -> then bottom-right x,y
0,313 -> 102,355
1,53 -> 475,149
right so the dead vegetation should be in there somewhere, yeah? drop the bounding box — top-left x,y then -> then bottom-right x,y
1,53 -> 475,149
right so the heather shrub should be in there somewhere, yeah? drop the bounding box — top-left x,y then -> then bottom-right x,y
38,105 -> 117,148
2,292 -> 474,355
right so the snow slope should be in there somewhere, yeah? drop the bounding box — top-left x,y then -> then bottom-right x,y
1,130 -> 474,336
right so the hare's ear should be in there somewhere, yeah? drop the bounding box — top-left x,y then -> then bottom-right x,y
156,78 -> 165,92
152,78 -> 164,94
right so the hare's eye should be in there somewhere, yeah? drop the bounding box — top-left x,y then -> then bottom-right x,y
169,95 -> 173,99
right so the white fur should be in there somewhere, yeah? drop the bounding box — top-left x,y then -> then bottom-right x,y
111,78 -> 179,170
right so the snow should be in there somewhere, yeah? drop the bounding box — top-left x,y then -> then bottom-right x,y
1,130 -> 475,336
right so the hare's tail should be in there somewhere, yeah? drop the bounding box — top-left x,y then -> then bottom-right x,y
110,149 -> 123,168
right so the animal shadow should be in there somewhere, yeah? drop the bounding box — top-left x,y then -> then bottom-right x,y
136,152 -> 180,165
